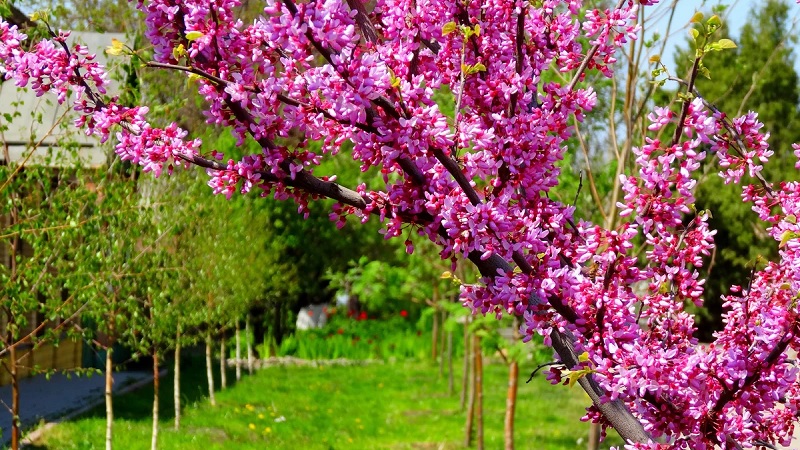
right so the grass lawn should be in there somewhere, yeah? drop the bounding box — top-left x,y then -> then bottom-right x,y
30,357 -> 624,450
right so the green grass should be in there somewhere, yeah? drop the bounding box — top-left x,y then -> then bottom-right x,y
30,357 -> 624,450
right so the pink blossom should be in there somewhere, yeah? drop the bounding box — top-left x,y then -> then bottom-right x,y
4,0 -> 800,447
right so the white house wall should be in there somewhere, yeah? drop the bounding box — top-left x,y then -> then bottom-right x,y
0,31 -> 126,168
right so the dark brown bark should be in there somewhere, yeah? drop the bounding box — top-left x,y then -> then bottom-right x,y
9,342 -> 19,450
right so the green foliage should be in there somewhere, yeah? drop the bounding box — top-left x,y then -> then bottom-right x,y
0,99 -> 98,364
326,249 -> 452,317
664,0 -> 800,336
272,312 -> 437,360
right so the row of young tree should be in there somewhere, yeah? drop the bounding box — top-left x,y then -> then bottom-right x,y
0,129 -> 271,450
4,0 -> 800,448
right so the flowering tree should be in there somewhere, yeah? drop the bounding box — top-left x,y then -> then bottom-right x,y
3,0 -> 800,448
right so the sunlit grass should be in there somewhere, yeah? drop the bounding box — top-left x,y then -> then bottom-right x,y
30,358 -> 623,449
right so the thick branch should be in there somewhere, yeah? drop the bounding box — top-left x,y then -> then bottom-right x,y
2,4 -> 37,29
176,152 -> 369,210
550,328 -> 651,443
345,0 -> 378,44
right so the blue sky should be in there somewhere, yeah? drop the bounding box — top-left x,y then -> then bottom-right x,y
648,0 -> 800,75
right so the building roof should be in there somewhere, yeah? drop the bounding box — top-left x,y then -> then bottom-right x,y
0,31 -> 126,168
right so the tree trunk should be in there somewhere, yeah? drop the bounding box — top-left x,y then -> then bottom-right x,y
447,328 -> 454,396
504,316 -> 520,450
588,423 -> 601,450
9,342 -> 19,450
219,334 -> 227,390
151,350 -> 159,450
271,302 -> 283,356
464,331 -> 475,447
431,307 -> 439,362
246,314 -> 254,375
235,322 -> 242,381
439,310 -> 446,377
504,360 -> 518,450
174,331 -> 181,431
105,346 -> 114,450
205,333 -> 216,406
460,317 -> 470,410
475,334 -> 484,450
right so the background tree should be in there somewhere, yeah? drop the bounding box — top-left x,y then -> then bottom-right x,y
77,176 -> 156,450
663,0 -> 800,336
0,108 -> 98,450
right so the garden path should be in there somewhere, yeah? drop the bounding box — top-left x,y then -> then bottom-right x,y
0,370 -> 153,445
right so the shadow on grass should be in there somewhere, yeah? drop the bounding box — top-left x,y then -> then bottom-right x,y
74,350 -> 239,423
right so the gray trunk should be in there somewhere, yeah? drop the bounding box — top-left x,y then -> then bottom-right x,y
246,315 -> 254,375
151,351 -> 159,450
105,347 -> 114,450
235,322 -> 242,381
219,336 -> 227,390
205,333 -> 216,406
174,336 -> 181,430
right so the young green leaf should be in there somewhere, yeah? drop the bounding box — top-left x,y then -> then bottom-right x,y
185,31 -> 204,41
716,38 -> 737,49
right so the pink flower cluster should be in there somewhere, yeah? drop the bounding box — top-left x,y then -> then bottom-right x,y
4,0 -> 800,448
0,21 -> 200,176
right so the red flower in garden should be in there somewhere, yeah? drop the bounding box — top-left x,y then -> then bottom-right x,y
337,328 -> 344,335
358,311 -> 367,321
400,310 -> 408,317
